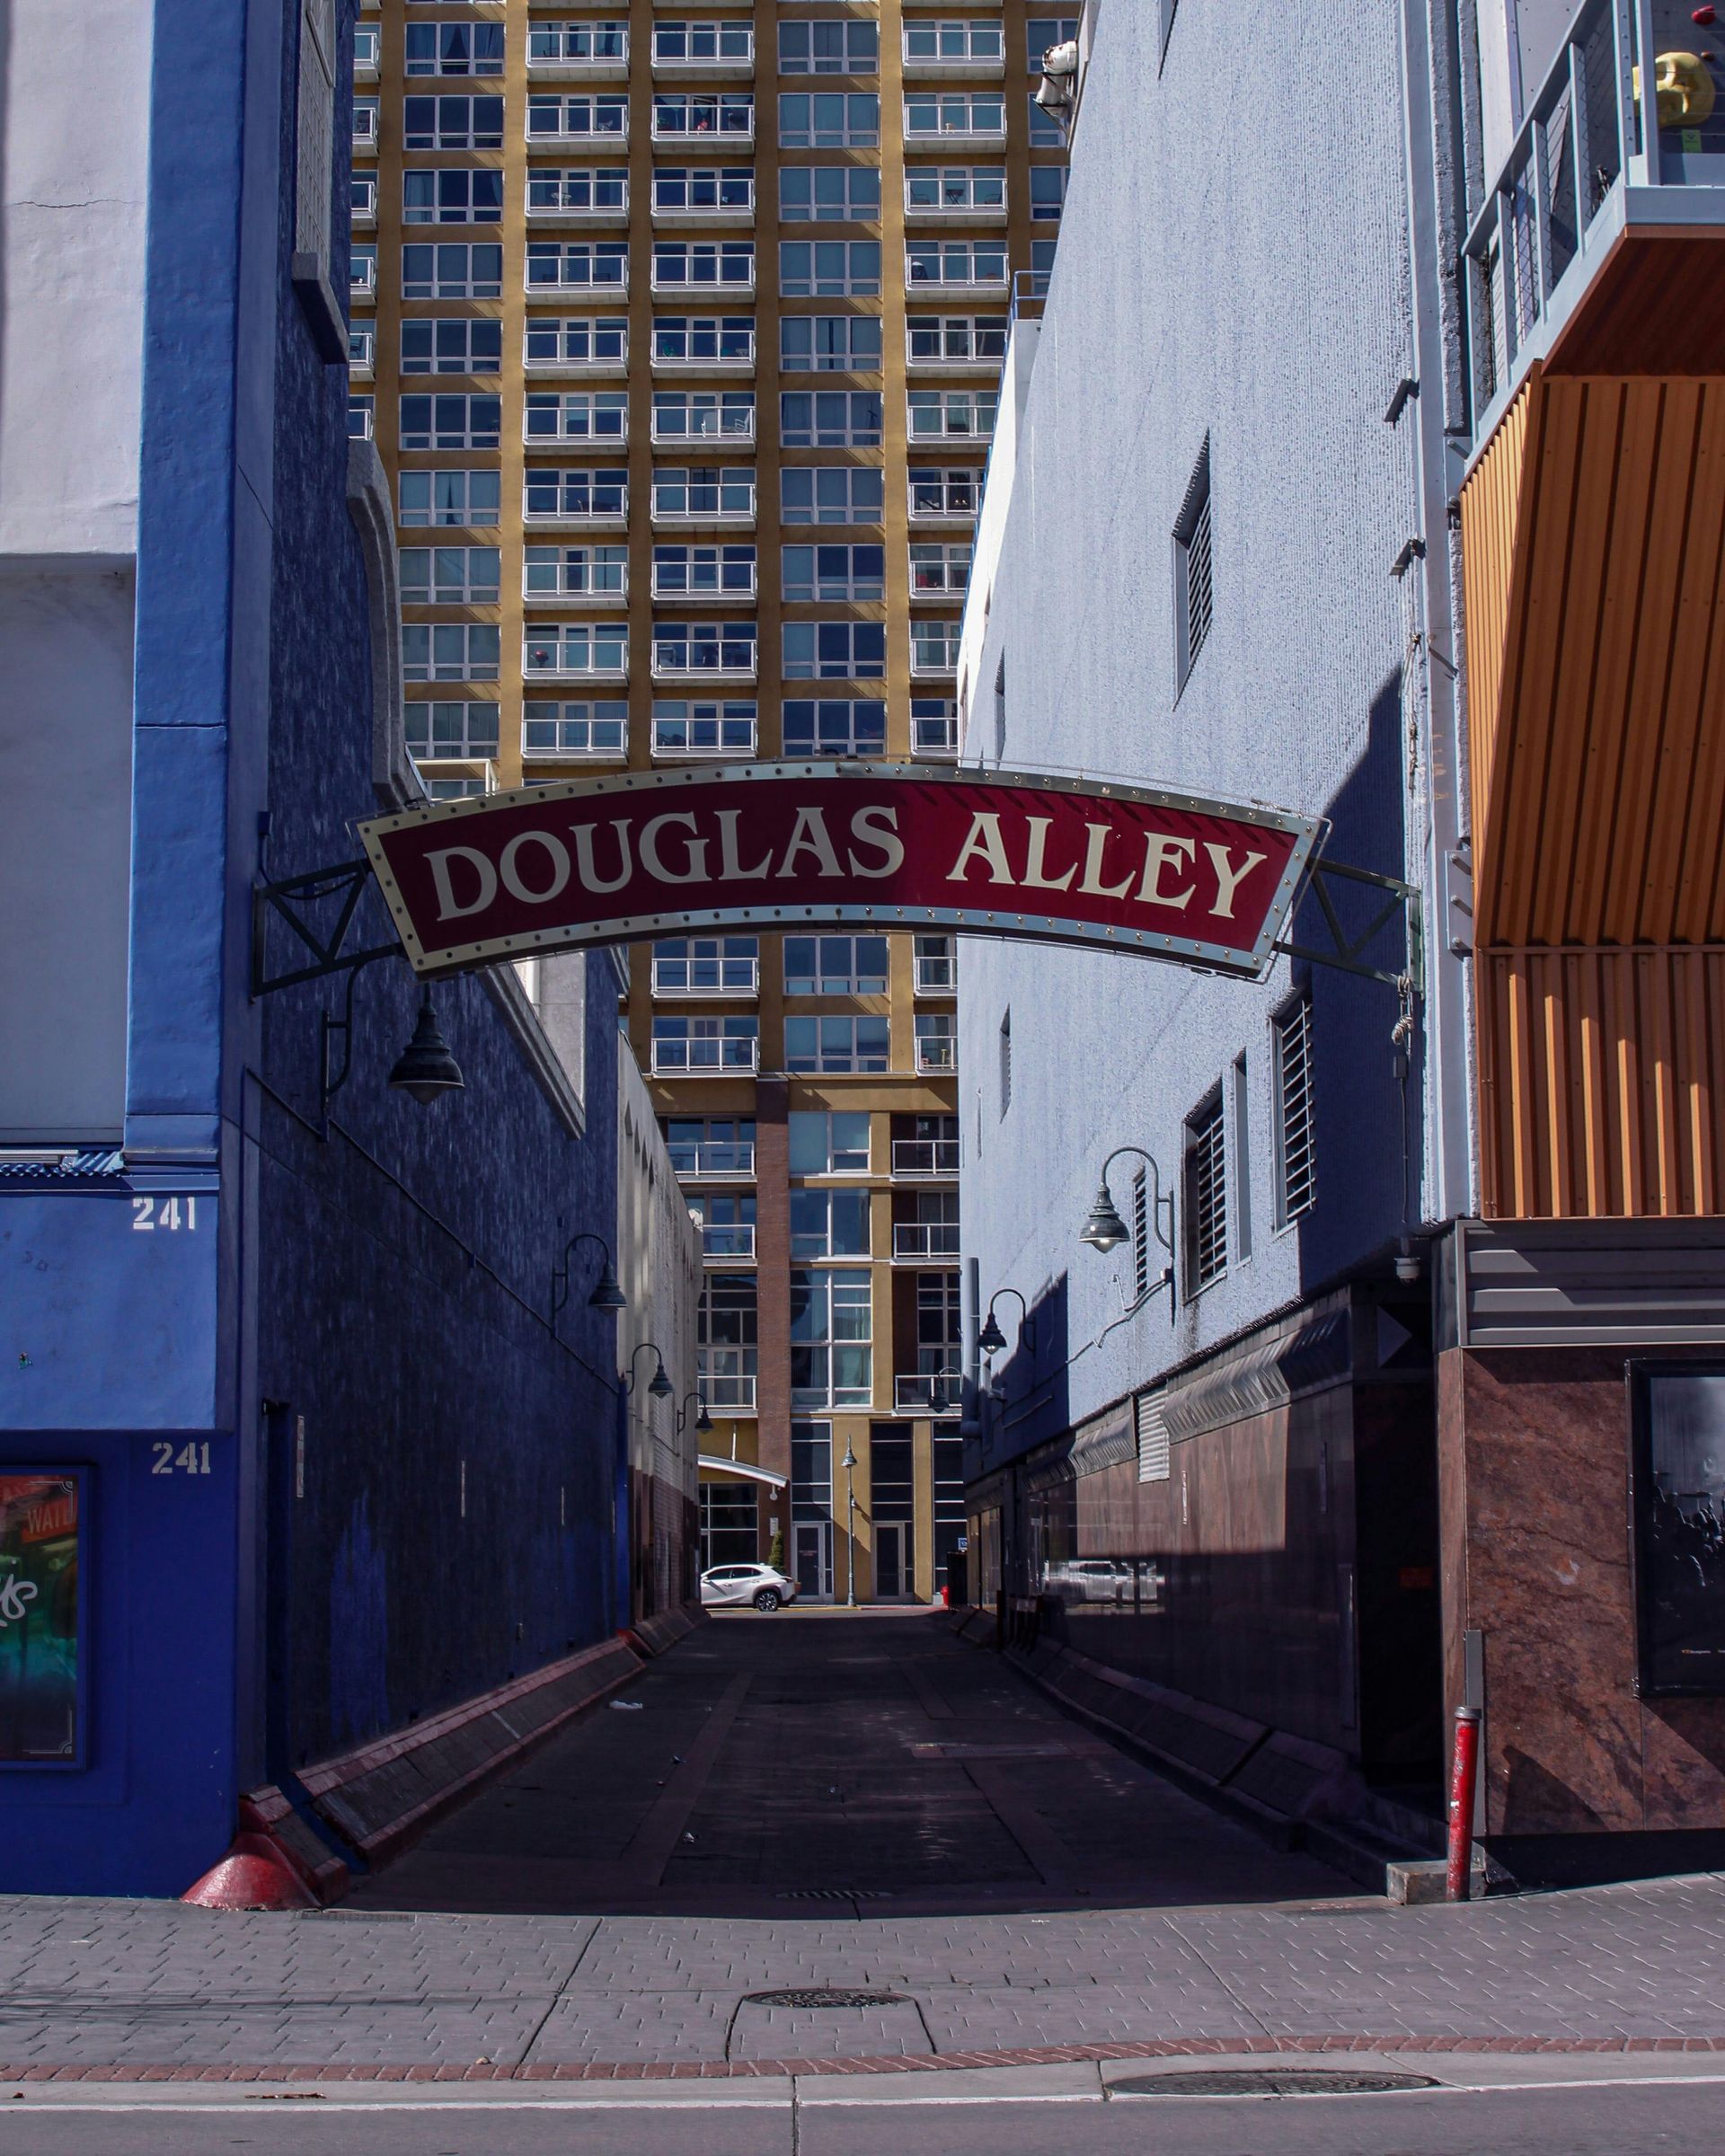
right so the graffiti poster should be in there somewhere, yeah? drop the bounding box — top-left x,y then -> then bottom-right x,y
1632,1370 -> 1725,1696
0,1474 -> 83,1763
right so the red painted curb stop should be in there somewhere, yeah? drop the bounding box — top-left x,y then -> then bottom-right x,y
180,1837 -> 316,1912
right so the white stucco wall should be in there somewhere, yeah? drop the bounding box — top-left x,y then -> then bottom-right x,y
616,1034 -> 703,1507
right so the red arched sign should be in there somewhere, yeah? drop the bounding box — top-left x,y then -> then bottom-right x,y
359,763 -> 1320,980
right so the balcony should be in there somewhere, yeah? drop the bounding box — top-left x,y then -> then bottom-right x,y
526,30 -> 629,80
901,31 -> 1004,80
651,255 -> 757,299
526,105 -> 630,149
417,757 -> 500,801
523,327 -> 629,377
652,1037 -> 762,1076
525,180 -> 630,228
907,477 -> 980,526
912,954 -> 955,995
650,562 -> 758,604
654,957 -> 759,997
902,102 -> 1007,148
650,482 -> 757,529
892,1138 -> 959,1179
651,177 -> 757,229
914,1019 -> 957,1073
906,257 -> 1009,301
651,29 -> 756,78
671,1139 -> 756,1176
651,709 -> 758,757
521,556 -> 629,605
523,404 -> 629,450
650,407 -> 756,449
522,491 -> 630,533
909,631 -> 960,679
523,632 -> 630,685
904,176 -> 1008,227
353,31 -> 379,82
352,106 -> 378,157
894,1372 -> 960,1413
700,1223 -> 757,1261
350,182 -> 376,230
651,632 -> 759,684
700,1373 -> 757,1414
651,101 -> 756,147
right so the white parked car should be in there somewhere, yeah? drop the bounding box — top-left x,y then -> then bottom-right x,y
700,1562 -> 799,1613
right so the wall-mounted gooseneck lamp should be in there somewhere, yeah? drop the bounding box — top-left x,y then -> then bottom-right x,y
622,1341 -> 676,1401
318,966 -> 464,1138
977,1286 -> 1036,1359
550,1230 -> 627,1328
1079,1145 -> 1177,1309
676,1391 -> 714,1437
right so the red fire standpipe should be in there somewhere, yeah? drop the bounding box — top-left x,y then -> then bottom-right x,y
1446,1704 -> 1482,1902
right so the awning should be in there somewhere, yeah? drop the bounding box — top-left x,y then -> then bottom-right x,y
698,1455 -> 788,1490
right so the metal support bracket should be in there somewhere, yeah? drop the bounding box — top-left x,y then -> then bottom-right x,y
1275,858 -> 1423,988
251,858 -> 398,999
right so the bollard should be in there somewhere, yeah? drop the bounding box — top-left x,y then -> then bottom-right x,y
1446,1704 -> 1482,1903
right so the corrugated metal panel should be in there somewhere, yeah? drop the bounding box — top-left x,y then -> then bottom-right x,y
1477,948 -> 1725,1218
1461,1218 -> 1725,1346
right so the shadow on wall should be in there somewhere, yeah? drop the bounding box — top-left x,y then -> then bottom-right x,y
978,1270 -> 1071,1521
1288,669 -> 1417,1295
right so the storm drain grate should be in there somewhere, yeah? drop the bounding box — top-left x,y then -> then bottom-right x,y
774,1889 -> 895,1902
1111,2070 -> 1438,2099
744,1988 -> 907,2009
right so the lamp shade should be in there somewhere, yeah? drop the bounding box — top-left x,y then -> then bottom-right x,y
695,1401 -> 713,1434
928,1383 -> 951,1416
587,1261 -> 627,1312
388,995 -> 464,1105
977,1311 -> 1006,1355
1080,1180 -> 1129,1252
648,1357 -> 674,1400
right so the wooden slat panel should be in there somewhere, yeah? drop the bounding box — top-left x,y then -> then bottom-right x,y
1477,949 -> 1725,1219
1458,382 -> 1533,871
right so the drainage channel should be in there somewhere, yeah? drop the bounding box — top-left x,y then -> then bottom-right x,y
1110,2069 -> 1438,2098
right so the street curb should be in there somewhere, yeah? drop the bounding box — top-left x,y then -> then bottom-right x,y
8,2035 -> 1725,2085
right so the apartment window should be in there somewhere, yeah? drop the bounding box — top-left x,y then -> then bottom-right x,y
906,167 -> 1007,216
653,1014 -> 759,1074
351,245 -> 378,296
782,544 -> 884,602
403,96 -> 503,148
523,543 -> 628,598
780,166 -> 880,222
1174,437 -> 1213,690
912,935 -> 956,995
652,92 -> 755,138
699,1273 -> 758,1409
998,1008 -> 1011,1115
780,315 -> 883,371
525,390 -> 629,444
651,699 -> 758,755
908,389 -> 997,442
399,545 -> 500,605
903,91 -> 1005,140
688,1193 -> 757,1262
398,393 -> 500,449
907,240 -> 1008,291
779,21 -> 879,73
1030,166 -> 1068,222
523,467 -> 629,518
354,22 -> 379,69
1185,1091 -> 1228,1292
780,392 -> 883,446
1027,17 -> 1080,64
652,391 -> 756,445
525,316 -> 627,367
915,1012 -> 957,1073
652,620 -> 758,675
522,698 -> 627,757
917,1273 -> 962,1385
653,936 -> 759,994
526,239 -> 628,289
402,242 -> 502,298
906,19 -> 1004,65
653,166 -> 754,215
910,619 -> 961,673
779,242 -> 881,298
781,467 -> 885,526
783,698 -> 886,757
912,696 -> 960,755
652,20 -> 754,64
908,542 -> 970,596
524,620 -> 628,676
401,317 -> 502,375
652,316 -> 756,365
349,324 -> 376,372
665,1117 -> 756,1176
348,395 -> 375,440
526,19 -> 625,61
528,93 -> 627,140
790,1110 -> 871,1175
908,466 -> 981,518
351,172 -> 376,225
398,467 -> 500,527
783,621 -> 887,680
778,92 -> 880,147
790,1189 -> 871,1261
785,1016 -> 890,1073
352,95 -> 379,149
1273,997 -> 1315,1225
907,314 -> 1005,371
1027,94 -> 1065,146
403,168 -> 504,224
404,20 -> 504,74
651,467 -> 756,518
651,543 -> 756,598
406,699 -> 499,759
784,933 -> 889,994
653,239 -> 756,289
790,1270 -> 872,1409
527,167 -> 628,215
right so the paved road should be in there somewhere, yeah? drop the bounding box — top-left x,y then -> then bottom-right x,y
352,1608 -> 1351,1917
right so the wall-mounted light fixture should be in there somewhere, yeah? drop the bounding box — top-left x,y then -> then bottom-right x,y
550,1230 -> 626,1327
316,964 -> 464,1138
977,1286 -> 1036,1359
676,1391 -> 714,1437
1080,1145 -> 1176,1307
841,1443 -> 859,1608
622,1341 -> 675,1401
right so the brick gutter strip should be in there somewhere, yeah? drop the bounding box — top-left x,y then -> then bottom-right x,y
11,2034 -> 1725,2084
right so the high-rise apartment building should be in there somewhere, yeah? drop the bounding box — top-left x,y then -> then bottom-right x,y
351,0 -> 1066,1600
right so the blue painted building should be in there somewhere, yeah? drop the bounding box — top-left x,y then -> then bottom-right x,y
0,0 -> 659,1895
